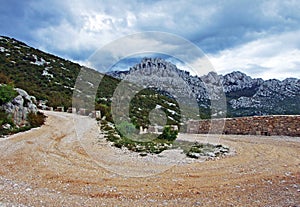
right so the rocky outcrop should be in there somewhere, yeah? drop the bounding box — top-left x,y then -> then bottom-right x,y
110,58 -> 204,101
222,71 -> 264,93
2,88 -> 37,126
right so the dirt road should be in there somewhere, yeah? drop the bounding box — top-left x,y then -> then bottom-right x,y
0,111 -> 299,206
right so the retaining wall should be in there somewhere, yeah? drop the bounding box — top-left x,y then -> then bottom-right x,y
187,115 -> 300,137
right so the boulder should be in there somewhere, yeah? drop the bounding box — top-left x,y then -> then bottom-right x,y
1,88 -> 38,126
12,95 -> 24,106
2,102 -> 14,113
28,103 -> 37,112
2,123 -> 11,130
15,88 -> 30,99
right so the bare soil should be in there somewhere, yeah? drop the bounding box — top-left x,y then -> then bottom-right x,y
0,111 -> 299,206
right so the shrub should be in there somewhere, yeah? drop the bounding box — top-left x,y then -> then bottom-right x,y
27,111 -> 46,128
116,121 -> 136,136
95,103 -> 113,122
157,126 -> 178,142
0,84 -> 17,105
0,109 -> 14,126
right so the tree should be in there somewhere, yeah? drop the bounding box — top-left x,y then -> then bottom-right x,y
158,126 -> 178,142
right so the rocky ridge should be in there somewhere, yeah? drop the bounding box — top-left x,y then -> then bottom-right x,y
109,57 -> 300,117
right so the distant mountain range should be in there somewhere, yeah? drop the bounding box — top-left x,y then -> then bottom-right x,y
109,57 -> 300,117
1,35 -> 300,119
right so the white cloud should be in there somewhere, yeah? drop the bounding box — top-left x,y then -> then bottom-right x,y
208,31 -> 300,80
32,0 -> 220,58
82,13 -> 117,32
6,0 -> 300,80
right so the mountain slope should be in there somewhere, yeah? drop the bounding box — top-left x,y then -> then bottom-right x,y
0,36 -> 83,108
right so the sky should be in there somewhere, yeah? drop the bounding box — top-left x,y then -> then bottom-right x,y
1,0 -> 300,80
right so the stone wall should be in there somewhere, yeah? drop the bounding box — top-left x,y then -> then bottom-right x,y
187,115 -> 300,137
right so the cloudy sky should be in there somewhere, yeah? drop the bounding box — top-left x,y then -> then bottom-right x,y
1,0 -> 300,80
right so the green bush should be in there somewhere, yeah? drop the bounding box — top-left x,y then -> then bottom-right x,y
95,103 -> 112,122
116,121 -> 136,136
157,126 -> 178,142
27,111 -> 46,128
0,110 -> 14,126
0,84 -> 17,105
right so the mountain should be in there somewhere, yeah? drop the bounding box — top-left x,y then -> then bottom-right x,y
109,57 -> 300,117
1,35 -> 299,120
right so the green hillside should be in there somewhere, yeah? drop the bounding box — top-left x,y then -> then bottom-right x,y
0,36 -> 81,108
0,36 -> 184,129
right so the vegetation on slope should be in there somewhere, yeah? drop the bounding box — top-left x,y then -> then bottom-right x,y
0,36 -> 81,108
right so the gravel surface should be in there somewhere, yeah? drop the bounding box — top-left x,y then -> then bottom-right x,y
0,111 -> 299,206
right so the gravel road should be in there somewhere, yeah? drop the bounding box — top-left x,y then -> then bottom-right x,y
0,111 -> 299,206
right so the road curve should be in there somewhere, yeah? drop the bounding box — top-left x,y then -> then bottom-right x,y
0,111 -> 299,206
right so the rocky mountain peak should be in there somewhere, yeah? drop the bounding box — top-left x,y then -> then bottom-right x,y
201,71 -> 221,84
127,57 -> 179,77
222,71 -> 263,93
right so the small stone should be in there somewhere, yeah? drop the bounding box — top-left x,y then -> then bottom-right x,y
285,172 -> 292,176
207,152 -> 216,157
194,201 -> 201,206
2,123 -> 11,130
